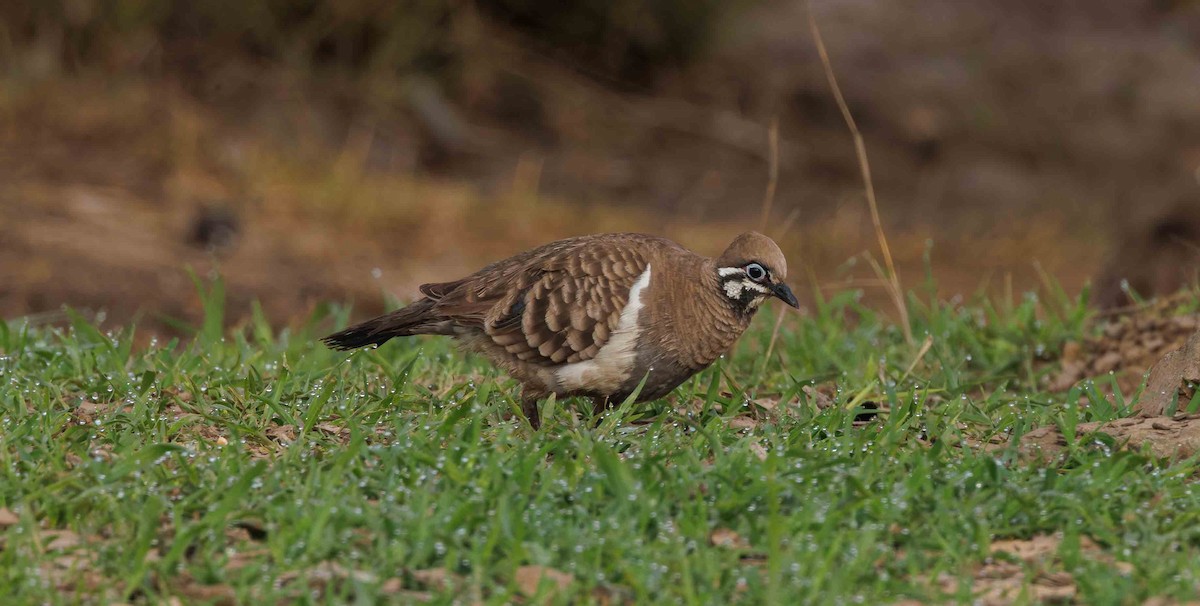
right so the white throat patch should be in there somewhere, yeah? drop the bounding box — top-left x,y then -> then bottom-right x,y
723,279 -> 746,299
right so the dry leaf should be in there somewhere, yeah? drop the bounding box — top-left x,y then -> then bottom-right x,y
277,561 -> 379,593
748,442 -> 768,461
77,400 -> 105,415
514,565 -> 574,596
409,567 -> 463,589
1030,572 -> 1077,602
224,526 -> 253,543
709,528 -> 750,550
43,529 -> 82,551
989,534 -> 1060,562
266,425 -> 298,443
802,385 -> 835,410
315,422 -> 350,439
379,577 -> 432,601
230,519 -> 268,541
174,578 -> 237,604
0,508 -> 18,527
589,583 -> 636,605
751,398 -> 780,412
727,416 -> 758,431
222,548 -> 270,572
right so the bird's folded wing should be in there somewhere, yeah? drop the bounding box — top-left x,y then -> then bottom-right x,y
423,240 -> 649,366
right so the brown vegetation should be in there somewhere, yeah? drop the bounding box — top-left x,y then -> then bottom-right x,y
2,0 -> 1199,331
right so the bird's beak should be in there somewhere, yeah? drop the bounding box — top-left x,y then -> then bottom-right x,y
771,282 -> 800,308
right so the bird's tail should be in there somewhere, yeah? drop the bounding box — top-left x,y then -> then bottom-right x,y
321,299 -> 448,350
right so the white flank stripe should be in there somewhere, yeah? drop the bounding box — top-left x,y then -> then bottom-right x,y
554,265 -> 653,392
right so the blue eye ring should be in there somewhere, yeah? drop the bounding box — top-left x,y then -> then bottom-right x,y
745,263 -> 767,282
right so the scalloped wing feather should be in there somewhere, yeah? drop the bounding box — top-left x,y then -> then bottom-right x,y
420,237 -> 653,367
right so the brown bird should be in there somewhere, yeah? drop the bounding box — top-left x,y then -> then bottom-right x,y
322,232 -> 798,428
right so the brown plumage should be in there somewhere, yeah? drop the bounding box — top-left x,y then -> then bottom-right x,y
323,232 -> 798,428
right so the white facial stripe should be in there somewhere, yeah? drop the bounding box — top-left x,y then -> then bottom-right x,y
743,281 -> 770,294
717,267 -> 745,277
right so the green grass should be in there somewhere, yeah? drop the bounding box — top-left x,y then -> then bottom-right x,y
2,282 -> 1200,604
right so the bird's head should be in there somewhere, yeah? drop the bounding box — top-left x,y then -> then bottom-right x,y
714,231 -> 799,312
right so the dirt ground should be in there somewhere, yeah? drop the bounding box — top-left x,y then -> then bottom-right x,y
3,1 -> 1199,335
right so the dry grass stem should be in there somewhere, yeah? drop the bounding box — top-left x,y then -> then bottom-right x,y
806,5 -> 913,345
901,335 -> 935,382
758,117 -> 780,233
776,207 -> 802,244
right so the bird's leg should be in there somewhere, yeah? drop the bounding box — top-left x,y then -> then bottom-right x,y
520,389 -> 543,430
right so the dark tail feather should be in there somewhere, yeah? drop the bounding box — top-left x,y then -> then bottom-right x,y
322,300 -> 442,351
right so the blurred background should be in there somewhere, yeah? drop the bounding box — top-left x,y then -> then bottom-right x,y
3,0 -> 1199,334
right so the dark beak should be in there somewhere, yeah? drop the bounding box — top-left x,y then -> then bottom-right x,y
771,282 -> 800,308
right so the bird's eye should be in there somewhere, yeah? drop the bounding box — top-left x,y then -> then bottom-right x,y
745,263 -> 767,282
